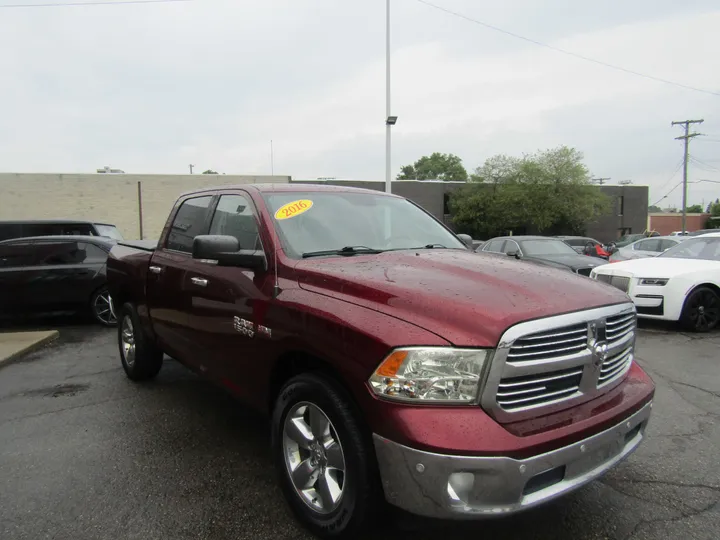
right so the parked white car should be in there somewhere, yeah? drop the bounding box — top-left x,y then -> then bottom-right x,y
609,235 -> 687,262
590,233 -> 720,332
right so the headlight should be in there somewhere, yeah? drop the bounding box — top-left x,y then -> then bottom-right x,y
368,347 -> 490,403
639,278 -> 669,286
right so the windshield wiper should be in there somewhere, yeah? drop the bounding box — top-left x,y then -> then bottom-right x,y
302,246 -> 386,259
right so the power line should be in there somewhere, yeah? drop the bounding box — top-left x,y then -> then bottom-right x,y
690,155 -> 720,171
651,181 -> 683,206
0,0 -> 191,8
414,0 -> 720,97
655,159 -> 684,195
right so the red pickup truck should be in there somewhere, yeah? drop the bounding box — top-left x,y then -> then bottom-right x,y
107,184 -> 655,538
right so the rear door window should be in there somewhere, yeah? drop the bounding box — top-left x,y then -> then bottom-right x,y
634,239 -> 660,252
0,241 -> 36,268
33,241 -> 88,265
166,196 -> 214,253
483,239 -> 506,253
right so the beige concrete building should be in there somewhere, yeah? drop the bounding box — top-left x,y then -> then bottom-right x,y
0,173 -> 290,239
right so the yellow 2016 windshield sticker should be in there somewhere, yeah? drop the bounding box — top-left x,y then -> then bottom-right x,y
275,199 -> 313,220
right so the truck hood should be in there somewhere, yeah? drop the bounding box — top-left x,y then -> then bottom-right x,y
596,257 -> 720,278
295,250 -> 630,347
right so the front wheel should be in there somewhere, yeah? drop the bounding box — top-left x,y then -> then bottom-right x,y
680,286 -> 720,332
272,373 -> 381,538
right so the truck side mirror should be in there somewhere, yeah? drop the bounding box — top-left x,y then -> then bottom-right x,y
192,235 -> 267,270
456,233 -> 474,249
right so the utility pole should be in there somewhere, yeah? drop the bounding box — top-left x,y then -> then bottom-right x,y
671,119 -> 704,234
189,164 -> 195,174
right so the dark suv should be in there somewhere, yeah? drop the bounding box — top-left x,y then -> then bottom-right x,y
0,220 -> 123,242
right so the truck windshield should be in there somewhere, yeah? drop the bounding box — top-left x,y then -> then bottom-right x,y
262,192 -> 466,258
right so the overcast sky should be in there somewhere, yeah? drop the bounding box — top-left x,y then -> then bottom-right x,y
1,0 -> 719,208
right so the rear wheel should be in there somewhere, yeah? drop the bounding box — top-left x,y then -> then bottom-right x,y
272,373 -> 381,538
680,286 -> 720,332
118,302 -> 163,380
91,286 -> 117,327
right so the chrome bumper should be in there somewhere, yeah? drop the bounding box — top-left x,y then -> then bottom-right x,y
373,401 -> 652,519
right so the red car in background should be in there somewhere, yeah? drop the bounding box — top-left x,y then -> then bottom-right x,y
558,236 -> 611,260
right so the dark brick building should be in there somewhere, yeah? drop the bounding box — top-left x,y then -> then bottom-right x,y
297,179 -> 648,244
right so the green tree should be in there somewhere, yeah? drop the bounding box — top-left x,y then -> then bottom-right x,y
686,204 -> 703,213
449,146 -> 609,238
397,152 -> 468,181
648,205 -> 663,213
202,169 -> 219,174
707,198 -> 720,214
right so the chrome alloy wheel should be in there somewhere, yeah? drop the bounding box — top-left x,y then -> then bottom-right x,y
121,315 -> 136,368
282,402 -> 346,514
94,290 -> 117,325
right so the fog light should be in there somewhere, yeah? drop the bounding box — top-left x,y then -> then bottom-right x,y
447,472 -> 475,504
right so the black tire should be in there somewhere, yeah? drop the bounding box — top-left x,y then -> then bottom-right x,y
271,373 -> 381,539
679,286 -> 720,332
90,286 -> 117,327
117,302 -> 163,381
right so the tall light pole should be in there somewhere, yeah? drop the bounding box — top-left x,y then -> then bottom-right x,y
385,0 -> 395,193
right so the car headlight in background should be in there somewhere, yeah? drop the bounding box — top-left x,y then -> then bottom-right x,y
368,347 -> 490,403
639,278 -> 669,286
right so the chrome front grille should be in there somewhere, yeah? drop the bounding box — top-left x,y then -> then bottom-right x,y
496,367 -> 583,410
596,274 -> 630,292
607,312 -> 635,344
481,303 -> 637,422
507,323 -> 587,362
598,346 -> 633,387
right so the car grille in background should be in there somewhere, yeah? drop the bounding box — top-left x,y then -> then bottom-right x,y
507,323 -> 588,362
576,267 -> 593,277
497,367 -> 583,410
598,346 -> 633,387
596,274 -> 630,292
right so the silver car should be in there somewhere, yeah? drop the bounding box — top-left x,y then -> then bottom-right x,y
609,235 -> 687,262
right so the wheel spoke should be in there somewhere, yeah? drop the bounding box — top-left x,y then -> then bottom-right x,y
309,405 -> 330,440
317,470 -> 342,509
324,440 -> 344,471
286,417 -> 313,449
291,458 -> 318,490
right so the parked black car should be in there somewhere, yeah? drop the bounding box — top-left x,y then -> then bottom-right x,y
480,235 -> 608,276
0,220 -> 123,242
0,235 -> 117,326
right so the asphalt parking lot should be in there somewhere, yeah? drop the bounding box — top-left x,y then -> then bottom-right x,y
1,322 -> 718,540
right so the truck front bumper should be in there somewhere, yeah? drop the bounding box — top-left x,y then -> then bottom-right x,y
373,400 -> 652,519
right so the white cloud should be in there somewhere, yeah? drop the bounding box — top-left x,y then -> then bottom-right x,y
0,0 -> 718,206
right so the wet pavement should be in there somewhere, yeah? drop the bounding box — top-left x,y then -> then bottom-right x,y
0,321 -> 718,540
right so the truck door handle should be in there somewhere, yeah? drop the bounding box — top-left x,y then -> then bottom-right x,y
190,277 -> 208,287
149,266 -> 162,274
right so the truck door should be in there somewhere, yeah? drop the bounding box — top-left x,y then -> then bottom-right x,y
182,192 -> 273,398
146,194 -> 215,366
